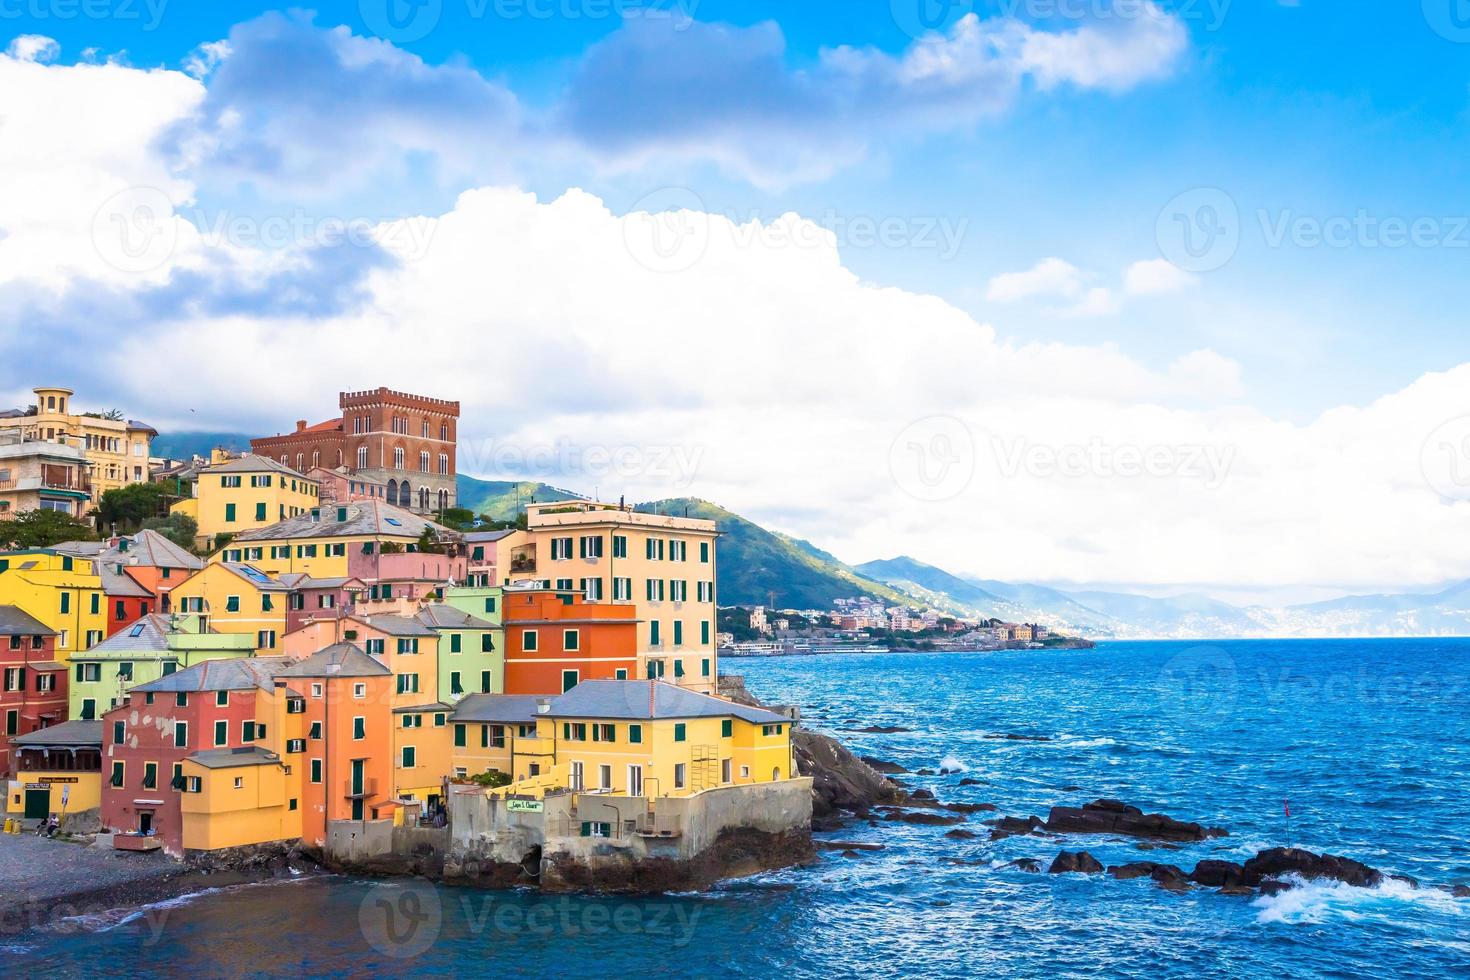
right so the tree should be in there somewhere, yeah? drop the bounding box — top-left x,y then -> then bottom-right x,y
433,507 -> 476,531
1,510 -> 97,549
140,512 -> 198,551
95,482 -> 171,533
416,527 -> 446,554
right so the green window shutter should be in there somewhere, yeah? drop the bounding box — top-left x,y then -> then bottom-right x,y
674,660 -> 685,677
480,670 -> 490,693
673,622 -> 683,646
480,725 -> 488,748
721,719 -> 732,738
674,723 -> 686,742
629,724 -> 642,744
255,502 -> 266,521
225,503 -> 236,522
454,724 -> 466,747
451,634 -> 462,653
112,721 -> 124,744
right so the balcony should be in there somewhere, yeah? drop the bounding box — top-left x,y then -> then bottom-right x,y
509,548 -> 537,574
343,777 -> 379,799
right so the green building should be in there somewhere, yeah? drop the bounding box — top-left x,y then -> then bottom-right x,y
423,587 -> 503,699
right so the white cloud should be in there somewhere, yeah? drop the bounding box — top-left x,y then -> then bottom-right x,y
986,257 -> 1085,302
6,35 -> 59,63
1051,286 -> 1120,318
1125,257 -> 1197,295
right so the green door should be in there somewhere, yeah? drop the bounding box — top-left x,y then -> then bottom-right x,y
23,789 -> 49,819
350,759 -> 365,820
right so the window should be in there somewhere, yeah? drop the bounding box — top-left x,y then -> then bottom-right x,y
2,668 -> 20,692
550,537 -> 573,560
110,762 -> 124,787
592,723 -> 615,742
81,698 -> 96,720
480,670 -> 492,693
670,540 -> 686,562
762,724 -> 784,736
174,721 -> 188,747
214,720 -> 228,746
522,629 -> 538,652
257,630 -> 276,649
353,717 -> 366,739
612,535 -> 627,558
569,761 -> 584,792
650,621 -> 661,646
670,580 -> 688,602
697,582 -> 713,603
581,577 -> 603,601
311,683 -> 323,699
287,739 -> 305,753
613,577 -> 632,601
702,658 -> 711,677
309,721 -> 322,739
450,672 -> 463,695
450,634 -> 462,654
578,535 -> 604,559
353,682 -> 366,699
673,622 -> 684,647
311,759 -> 322,783
563,722 -> 587,741
722,759 -> 732,783
142,762 -> 157,789
401,746 -> 416,768
563,629 -> 579,652
396,673 -> 420,695
720,718 -> 734,738
561,669 -> 578,693
700,541 -> 710,563
599,764 -> 612,790
60,592 -> 70,614
172,763 -> 185,791
242,720 -> 257,742
674,763 -> 686,790
701,622 -> 711,645
234,776 -> 244,789
646,579 -> 665,602
255,502 -> 267,521
481,633 -> 494,652
224,503 -> 236,523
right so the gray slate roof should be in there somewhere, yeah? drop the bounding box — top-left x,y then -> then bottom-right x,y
12,720 -> 102,747
84,613 -> 174,654
204,454 -> 311,479
97,561 -> 152,599
356,613 -> 435,637
187,746 -> 282,769
451,694 -> 542,724
233,499 -> 449,543
415,604 -> 495,630
0,605 -> 56,636
277,642 -> 391,678
218,563 -> 290,591
547,680 -> 788,724
463,529 -> 516,544
133,657 -> 294,693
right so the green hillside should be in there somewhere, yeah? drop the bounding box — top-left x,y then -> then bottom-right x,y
150,431 -> 255,459
638,498 -> 912,609
456,475 -> 585,522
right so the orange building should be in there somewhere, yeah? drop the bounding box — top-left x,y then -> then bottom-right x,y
276,643 -> 395,844
500,586 -> 639,695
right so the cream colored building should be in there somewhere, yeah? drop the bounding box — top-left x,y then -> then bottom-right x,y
505,501 -> 720,694
0,387 -> 154,508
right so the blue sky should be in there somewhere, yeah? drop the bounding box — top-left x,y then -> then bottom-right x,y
5,1 -> 1470,597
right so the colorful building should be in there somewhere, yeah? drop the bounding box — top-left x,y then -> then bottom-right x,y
446,694 -> 544,781
0,549 -> 106,661
250,388 -> 460,515
0,386 -> 154,506
0,431 -> 92,520
465,680 -> 795,801
168,563 -> 290,652
276,643 -> 396,842
0,606 -> 65,776
6,720 -> 101,821
462,529 -> 526,586
505,501 -> 719,693
414,602 -> 501,702
57,529 -> 203,615
100,657 -> 297,856
307,466 -> 387,507
67,613 -> 256,721
279,574 -> 367,633
500,585 -> 640,695
170,452 -> 320,551
218,499 -> 462,587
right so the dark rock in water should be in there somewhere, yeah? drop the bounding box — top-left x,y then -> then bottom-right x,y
1242,847 -> 1385,889
911,788 -> 936,801
1045,799 -> 1227,842
1061,785 -> 1082,792
1137,842 -> 1180,851
885,809 -> 965,826
943,802 -> 997,814
985,733 -> 1053,742
931,899 -> 951,907
945,829 -> 978,840
1049,851 -> 1104,874
916,768 -> 936,776
1150,865 -> 1191,892
959,777 -> 985,787
1006,858 -> 1043,873
854,725 -> 912,734
815,841 -> 885,852
1219,885 -> 1256,897
1108,862 -> 1162,881
939,768 -> 958,775
1258,879 -> 1296,897
861,757 -> 910,774
1390,874 -> 1420,888
811,815 -> 849,833
841,850 -> 863,859
1451,885 -> 1470,899
1190,859 -> 1249,888
989,815 -> 1045,840
942,857 -> 988,867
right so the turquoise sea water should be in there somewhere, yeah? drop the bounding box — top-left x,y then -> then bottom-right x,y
4,640 -> 1468,977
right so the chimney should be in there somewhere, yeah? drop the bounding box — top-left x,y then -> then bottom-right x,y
295,420 -> 307,432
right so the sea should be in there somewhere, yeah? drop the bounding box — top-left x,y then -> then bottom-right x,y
3,639 -> 1467,978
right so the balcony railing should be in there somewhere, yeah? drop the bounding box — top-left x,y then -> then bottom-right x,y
343,777 -> 379,799
509,552 -> 537,573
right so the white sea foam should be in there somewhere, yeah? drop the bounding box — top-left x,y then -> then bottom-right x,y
1252,875 -> 1467,926
939,753 -> 968,772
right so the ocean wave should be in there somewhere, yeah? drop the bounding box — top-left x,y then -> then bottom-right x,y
1253,875 -> 1468,926
939,753 -> 968,772
44,875 -> 324,935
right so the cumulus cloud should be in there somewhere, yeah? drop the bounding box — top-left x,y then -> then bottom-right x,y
986,257 -> 1085,302
1125,257 -> 1197,295
6,35 -> 59,63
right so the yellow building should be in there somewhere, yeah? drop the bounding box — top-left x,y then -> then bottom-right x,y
505,501 -> 720,694
171,452 -> 320,551
180,746 -> 303,852
461,680 -> 795,800
169,563 -> 289,652
215,499 -> 452,580
0,549 -> 107,660
446,694 -> 547,781
6,720 -> 102,820
392,704 -> 453,809
0,386 -> 154,508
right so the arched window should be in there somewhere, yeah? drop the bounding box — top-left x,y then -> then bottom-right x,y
46,396 -> 55,410
419,451 -> 429,473
295,453 -> 303,472
336,449 -> 343,467
312,450 -> 320,469
356,445 -> 368,469
386,479 -> 398,506
393,447 -> 404,470
418,487 -> 429,510
438,489 -> 449,512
